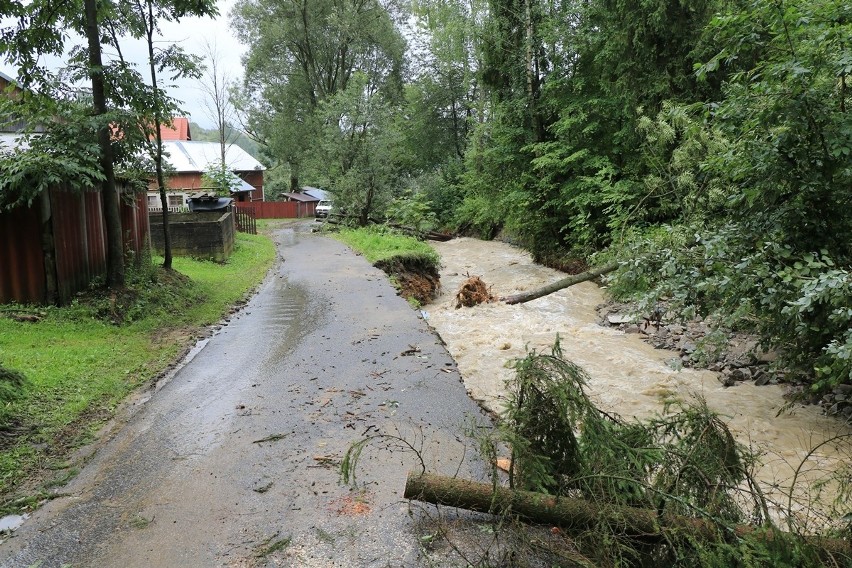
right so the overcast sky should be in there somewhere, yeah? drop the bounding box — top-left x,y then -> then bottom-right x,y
0,0 -> 246,129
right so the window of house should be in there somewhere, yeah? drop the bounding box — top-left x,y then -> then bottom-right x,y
167,194 -> 185,208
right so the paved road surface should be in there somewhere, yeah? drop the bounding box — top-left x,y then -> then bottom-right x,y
0,223 -> 488,567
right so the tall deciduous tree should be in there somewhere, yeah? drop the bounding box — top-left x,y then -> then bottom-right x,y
231,0 -> 405,192
104,0 -> 216,270
309,72 -> 405,224
84,0 -> 125,287
455,0 -> 721,257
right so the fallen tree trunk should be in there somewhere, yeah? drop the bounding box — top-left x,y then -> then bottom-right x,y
501,261 -> 619,305
404,472 -> 852,558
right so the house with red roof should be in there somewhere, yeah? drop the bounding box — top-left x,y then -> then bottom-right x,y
148,118 -> 265,210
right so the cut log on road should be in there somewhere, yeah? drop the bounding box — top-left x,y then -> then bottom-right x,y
404,472 -> 708,538
403,472 -> 852,558
501,261 -> 619,305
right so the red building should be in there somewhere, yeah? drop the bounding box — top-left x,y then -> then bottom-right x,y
148,118 -> 265,210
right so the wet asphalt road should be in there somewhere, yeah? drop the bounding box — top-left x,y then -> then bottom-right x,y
0,222 -> 488,567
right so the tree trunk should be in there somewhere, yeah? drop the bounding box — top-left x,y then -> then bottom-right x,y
84,0 -> 125,288
39,189 -> 58,305
501,261 -> 618,304
146,0 -> 172,270
289,159 -> 300,192
359,174 -> 375,228
404,473 -> 852,558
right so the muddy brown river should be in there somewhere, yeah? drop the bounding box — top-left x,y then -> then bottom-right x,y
427,237 -> 851,530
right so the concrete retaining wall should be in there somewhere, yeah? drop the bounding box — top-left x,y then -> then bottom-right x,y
149,211 -> 235,262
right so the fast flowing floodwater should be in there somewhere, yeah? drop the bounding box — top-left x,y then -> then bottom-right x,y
426,237 -> 851,529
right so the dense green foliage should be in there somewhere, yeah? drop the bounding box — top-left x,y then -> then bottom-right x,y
603,0 -> 852,393
201,160 -> 243,195
233,0 -> 852,393
0,233 -> 275,502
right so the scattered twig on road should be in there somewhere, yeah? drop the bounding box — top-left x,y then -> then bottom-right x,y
312,455 -> 340,468
252,433 -> 289,444
254,532 -> 291,559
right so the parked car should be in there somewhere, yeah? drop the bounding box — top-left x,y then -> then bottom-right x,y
315,200 -> 333,218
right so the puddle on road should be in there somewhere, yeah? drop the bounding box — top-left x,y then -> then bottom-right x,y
274,220 -> 326,249
275,225 -> 303,248
261,278 -> 326,371
428,237 -> 851,527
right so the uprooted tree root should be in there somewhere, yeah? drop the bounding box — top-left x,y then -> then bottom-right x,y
455,275 -> 495,309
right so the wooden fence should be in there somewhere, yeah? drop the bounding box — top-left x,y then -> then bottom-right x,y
233,205 -> 257,235
236,201 -> 316,219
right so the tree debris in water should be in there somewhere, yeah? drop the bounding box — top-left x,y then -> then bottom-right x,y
454,275 -> 495,309
402,338 -> 852,566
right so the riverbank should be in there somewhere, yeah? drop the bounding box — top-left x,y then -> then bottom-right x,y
425,236 -> 851,529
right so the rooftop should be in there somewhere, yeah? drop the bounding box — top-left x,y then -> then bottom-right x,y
302,186 -> 327,200
160,118 -> 192,141
162,140 -> 265,173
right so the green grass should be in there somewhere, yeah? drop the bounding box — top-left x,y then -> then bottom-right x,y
333,226 -> 439,265
0,232 -> 275,505
168,232 -> 275,324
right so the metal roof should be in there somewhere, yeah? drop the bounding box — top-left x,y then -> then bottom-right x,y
302,186 -> 327,200
161,141 -> 265,173
232,178 -> 255,193
283,192 -> 319,202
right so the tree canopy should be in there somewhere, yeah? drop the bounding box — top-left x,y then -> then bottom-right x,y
232,0 -> 852,394
0,0 -> 217,282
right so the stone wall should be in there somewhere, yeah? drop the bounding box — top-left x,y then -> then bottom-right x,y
149,211 -> 235,262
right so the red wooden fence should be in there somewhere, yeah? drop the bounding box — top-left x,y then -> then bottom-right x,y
236,201 -> 316,219
0,196 -> 44,304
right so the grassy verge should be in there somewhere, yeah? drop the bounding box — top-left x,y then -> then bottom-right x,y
333,226 -> 439,265
0,232 -> 275,507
